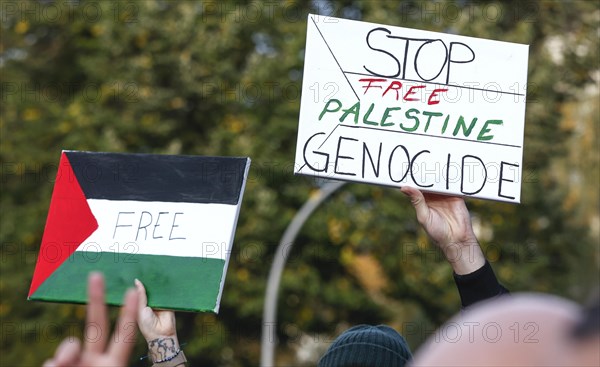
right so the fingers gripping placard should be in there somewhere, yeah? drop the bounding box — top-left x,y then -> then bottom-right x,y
294,14 -> 529,203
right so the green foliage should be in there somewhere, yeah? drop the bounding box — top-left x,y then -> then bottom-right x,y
1,0 -> 598,366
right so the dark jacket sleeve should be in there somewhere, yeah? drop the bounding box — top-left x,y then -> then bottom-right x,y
453,261 -> 509,308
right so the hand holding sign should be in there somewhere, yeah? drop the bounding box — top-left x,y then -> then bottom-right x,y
135,279 -> 183,364
401,186 -> 485,275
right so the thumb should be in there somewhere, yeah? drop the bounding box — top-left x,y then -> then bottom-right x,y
134,278 -> 148,313
400,186 -> 429,224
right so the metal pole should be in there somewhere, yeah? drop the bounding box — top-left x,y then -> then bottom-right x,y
260,181 -> 346,367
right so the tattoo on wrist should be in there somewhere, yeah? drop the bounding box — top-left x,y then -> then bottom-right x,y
148,337 -> 178,362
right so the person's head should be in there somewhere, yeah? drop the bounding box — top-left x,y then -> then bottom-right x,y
318,324 -> 412,367
410,293 -> 599,367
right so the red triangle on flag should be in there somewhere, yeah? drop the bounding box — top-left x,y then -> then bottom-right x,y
28,152 -> 98,298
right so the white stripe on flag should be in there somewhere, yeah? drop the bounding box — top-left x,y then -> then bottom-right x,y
75,199 -> 238,260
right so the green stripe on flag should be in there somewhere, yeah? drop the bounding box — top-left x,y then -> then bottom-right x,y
30,251 -> 226,312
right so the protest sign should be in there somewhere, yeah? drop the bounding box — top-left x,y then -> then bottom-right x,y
28,151 -> 250,312
295,14 -> 529,203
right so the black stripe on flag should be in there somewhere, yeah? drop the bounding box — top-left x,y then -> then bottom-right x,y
64,151 -> 250,205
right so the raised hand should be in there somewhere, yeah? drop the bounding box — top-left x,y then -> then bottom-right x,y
134,279 -> 182,364
43,273 -> 138,367
401,186 -> 485,275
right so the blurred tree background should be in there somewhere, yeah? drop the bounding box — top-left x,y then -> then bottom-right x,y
1,0 -> 598,366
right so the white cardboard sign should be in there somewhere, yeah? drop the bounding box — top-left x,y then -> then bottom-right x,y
294,14 -> 529,203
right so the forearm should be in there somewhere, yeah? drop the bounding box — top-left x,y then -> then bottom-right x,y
441,238 -> 486,275
442,239 -> 508,308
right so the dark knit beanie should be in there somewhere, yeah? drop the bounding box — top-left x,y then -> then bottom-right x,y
317,324 -> 412,367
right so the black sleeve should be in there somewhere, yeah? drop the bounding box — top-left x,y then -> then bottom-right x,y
453,261 -> 509,308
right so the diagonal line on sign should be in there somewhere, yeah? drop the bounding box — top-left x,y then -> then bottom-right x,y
340,124 -> 522,148
297,123 -> 341,174
318,123 -> 341,149
310,16 -> 360,101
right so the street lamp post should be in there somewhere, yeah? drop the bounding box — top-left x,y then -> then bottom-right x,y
260,181 -> 346,367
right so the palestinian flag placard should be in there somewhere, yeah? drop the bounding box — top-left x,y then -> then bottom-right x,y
28,151 -> 251,312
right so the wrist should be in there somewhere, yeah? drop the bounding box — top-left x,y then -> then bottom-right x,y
441,239 -> 486,275
147,336 -> 181,363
